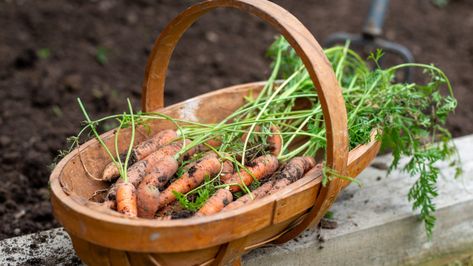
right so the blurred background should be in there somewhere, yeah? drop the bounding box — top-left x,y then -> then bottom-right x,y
0,0 -> 472,240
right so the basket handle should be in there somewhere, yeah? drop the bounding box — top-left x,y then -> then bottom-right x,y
141,0 -> 349,240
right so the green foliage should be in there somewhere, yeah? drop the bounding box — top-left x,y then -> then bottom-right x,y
96,47 -> 108,65
267,36 -> 461,237
432,0 -> 448,8
64,36 -> 460,237
324,211 -> 334,219
36,48 -> 51,59
173,176 -> 216,212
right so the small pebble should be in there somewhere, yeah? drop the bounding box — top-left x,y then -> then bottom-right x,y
371,162 -> 388,170
3,152 -> 20,163
205,31 -> 219,43
14,209 -> 26,220
63,74 -> 82,91
0,135 -> 11,146
320,218 -> 338,230
14,228 -> 21,235
38,188 -> 50,200
126,12 -> 138,24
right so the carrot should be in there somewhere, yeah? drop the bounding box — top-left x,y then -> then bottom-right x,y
155,156 -> 222,211
182,152 -> 218,172
224,155 -> 279,192
267,178 -> 291,195
195,189 -> 233,216
137,156 -> 179,218
182,152 -> 233,181
196,138 -> 223,152
107,140 -> 195,200
274,156 -> 316,182
220,159 -> 234,182
222,178 -> 289,212
101,129 -> 178,181
116,182 -> 137,217
133,129 -> 178,160
221,157 -> 316,212
241,125 -> 282,156
156,215 -> 172,221
156,201 -> 183,218
267,125 -> 282,156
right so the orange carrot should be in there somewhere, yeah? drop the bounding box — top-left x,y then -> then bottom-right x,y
182,152 -> 218,171
220,159 -> 234,182
101,129 -> 178,181
267,125 -> 282,156
126,139 -> 194,186
137,156 -> 179,218
274,156 -> 316,182
224,155 -> 279,192
241,125 -> 282,156
156,215 -> 172,221
116,182 -> 137,217
155,156 -> 222,211
196,138 -> 223,152
156,201 -> 183,218
267,178 -> 291,195
182,152 -> 233,181
107,140 -> 195,200
133,129 -> 178,160
195,189 -> 233,216
223,181 -> 273,211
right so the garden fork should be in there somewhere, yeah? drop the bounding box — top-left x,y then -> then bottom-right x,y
324,0 -> 414,82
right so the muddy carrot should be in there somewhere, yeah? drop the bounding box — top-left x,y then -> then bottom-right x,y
220,159 -> 234,182
196,138 -> 223,152
182,152 -> 218,172
223,178 -> 291,212
107,140 -> 195,200
133,129 -> 178,160
224,155 -> 279,193
195,189 -> 233,216
156,201 -> 183,218
102,129 -> 178,181
137,156 -> 179,218
267,178 -> 291,195
274,156 -> 316,182
116,182 -> 137,217
182,152 -> 233,181
155,156 -> 222,211
241,125 -> 282,156
267,125 -> 282,156
222,179 -> 275,212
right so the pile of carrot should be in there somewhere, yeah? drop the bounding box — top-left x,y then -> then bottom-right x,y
97,128 -> 318,219
70,35 -> 459,235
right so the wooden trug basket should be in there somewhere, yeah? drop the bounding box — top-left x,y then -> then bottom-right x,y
49,0 -> 381,265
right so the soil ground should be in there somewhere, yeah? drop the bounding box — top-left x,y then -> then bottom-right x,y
0,0 -> 472,240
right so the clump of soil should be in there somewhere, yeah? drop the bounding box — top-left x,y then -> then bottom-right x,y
1,0 -> 472,240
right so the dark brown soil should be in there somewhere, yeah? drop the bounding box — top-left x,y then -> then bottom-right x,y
0,0 -> 472,240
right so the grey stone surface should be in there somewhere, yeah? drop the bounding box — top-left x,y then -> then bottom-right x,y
244,134 -> 473,266
1,135 -> 473,265
0,227 -> 79,265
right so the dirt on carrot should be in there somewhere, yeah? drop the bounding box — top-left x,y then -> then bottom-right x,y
116,182 -> 137,217
195,188 -> 233,216
224,154 -> 279,192
107,140 -> 195,200
273,156 -> 316,182
137,156 -> 179,218
101,129 -> 178,181
155,156 -> 222,211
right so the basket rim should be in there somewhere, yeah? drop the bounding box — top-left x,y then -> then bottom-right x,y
49,81 -> 290,226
